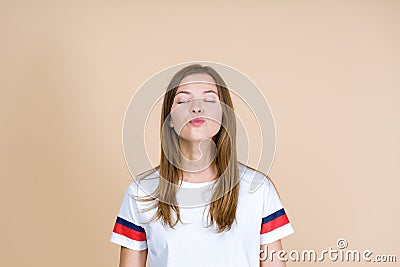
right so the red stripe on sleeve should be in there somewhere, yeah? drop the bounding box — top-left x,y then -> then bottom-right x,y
260,214 -> 289,234
113,223 -> 147,241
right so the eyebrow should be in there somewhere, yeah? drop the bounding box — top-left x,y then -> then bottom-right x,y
175,90 -> 218,96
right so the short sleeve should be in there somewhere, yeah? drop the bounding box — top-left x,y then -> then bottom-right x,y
260,178 -> 295,245
109,181 -> 148,250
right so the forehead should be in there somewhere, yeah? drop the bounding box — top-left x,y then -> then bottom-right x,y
177,73 -> 218,93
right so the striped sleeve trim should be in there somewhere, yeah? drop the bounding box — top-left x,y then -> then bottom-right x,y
260,208 -> 290,234
112,216 -> 146,241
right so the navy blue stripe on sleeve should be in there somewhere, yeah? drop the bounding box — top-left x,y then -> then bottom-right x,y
116,216 -> 145,232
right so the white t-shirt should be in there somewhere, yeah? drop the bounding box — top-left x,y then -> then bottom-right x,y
109,163 -> 294,267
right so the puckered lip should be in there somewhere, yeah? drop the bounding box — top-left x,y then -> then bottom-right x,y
189,117 -> 206,123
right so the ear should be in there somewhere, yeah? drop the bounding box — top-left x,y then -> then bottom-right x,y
169,119 -> 174,128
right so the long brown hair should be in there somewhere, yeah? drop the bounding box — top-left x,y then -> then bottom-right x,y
137,64 -> 239,233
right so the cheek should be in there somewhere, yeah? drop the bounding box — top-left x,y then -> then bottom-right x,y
169,105 -> 188,126
208,121 -> 222,135
207,107 -> 223,135
207,104 -> 223,125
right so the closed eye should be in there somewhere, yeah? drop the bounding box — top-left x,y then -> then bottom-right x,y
176,98 -> 218,104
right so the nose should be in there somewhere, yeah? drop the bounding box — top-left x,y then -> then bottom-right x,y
190,98 -> 203,114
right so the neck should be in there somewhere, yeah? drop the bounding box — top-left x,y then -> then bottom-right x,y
178,138 -> 218,183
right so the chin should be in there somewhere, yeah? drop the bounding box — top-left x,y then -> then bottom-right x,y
179,134 -> 216,143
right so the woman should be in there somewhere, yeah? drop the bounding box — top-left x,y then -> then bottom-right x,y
110,64 -> 294,267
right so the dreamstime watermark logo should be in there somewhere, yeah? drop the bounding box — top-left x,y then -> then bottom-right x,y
260,238 -> 397,263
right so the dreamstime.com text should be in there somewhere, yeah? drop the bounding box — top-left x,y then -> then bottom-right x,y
260,238 -> 397,263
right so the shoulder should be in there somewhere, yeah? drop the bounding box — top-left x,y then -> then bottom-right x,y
237,162 -> 274,193
126,168 -> 160,198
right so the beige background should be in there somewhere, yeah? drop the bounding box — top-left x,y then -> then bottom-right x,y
1,1 -> 399,266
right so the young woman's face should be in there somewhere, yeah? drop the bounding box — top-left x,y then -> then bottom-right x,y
169,73 -> 223,143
